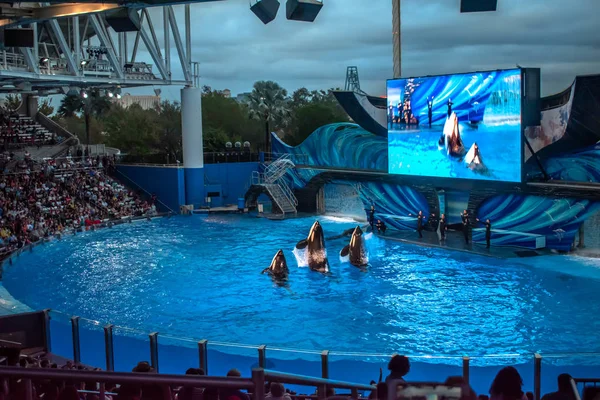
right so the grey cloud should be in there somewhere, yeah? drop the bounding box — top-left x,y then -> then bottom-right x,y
130,0 -> 599,100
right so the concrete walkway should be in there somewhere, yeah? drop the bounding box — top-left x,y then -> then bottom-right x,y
374,228 -> 557,259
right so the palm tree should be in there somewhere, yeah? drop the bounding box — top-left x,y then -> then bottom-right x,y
58,89 -> 112,145
247,81 -> 291,154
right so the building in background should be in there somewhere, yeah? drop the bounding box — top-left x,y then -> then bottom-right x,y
222,89 -> 231,98
236,92 -> 251,104
116,93 -> 161,110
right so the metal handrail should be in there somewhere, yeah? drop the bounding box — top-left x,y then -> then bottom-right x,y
36,112 -> 80,147
570,378 -> 583,400
113,167 -> 175,213
263,369 -> 374,392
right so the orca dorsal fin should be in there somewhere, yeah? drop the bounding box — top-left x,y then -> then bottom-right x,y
340,245 -> 350,257
296,239 -> 308,249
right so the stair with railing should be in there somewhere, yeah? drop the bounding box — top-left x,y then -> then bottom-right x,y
250,154 -> 298,216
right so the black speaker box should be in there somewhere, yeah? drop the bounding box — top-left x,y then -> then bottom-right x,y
286,0 -> 323,22
105,8 -> 141,32
521,68 -> 541,127
460,0 -> 498,12
4,28 -> 34,48
250,0 -> 280,25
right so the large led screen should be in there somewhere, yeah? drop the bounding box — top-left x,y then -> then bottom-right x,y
387,69 -> 522,182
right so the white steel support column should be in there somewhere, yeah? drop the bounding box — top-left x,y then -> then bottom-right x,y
181,86 -> 203,205
181,86 -> 203,169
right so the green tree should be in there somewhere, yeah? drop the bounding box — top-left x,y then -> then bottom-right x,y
157,101 -> 182,163
203,127 -> 230,153
58,89 -> 112,145
247,81 -> 291,152
38,99 -> 54,116
4,94 -> 21,112
103,103 -> 158,155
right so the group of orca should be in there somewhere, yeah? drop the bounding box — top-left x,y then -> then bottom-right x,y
438,112 -> 488,174
261,221 -> 369,281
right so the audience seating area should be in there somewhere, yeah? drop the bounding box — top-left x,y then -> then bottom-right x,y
0,352 -> 594,400
0,112 -> 63,149
0,155 -> 158,258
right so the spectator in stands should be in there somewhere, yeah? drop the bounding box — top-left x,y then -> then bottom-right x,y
177,368 -> 205,400
527,392 -> 534,400
131,361 -> 172,400
385,355 -> 410,383
490,367 -> 525,400
220,369 -> 250,400
266,383 -> 292,400
541,374 -> 575,400
58,385 -> 81,400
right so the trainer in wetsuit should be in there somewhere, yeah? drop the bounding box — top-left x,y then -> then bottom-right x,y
447,98 -> 453,119
369,205 -> 375,230
428,97 -> 434,127
477,218 -> 492,248
461,210 -> 470,244
415,210 -> 425,238
439,214 -> 447,241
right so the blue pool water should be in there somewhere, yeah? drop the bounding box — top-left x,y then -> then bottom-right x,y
3,214 -> 600,360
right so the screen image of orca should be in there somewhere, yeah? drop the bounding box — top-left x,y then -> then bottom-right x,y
387,69 -> 522,182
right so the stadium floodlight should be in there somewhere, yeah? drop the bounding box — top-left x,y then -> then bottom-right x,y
250,0 -> 280,25
107,91 -> 114,98
80,90 -> 88,99
39,57 -> 49,65
80,60 -> 88,66
116,93 -> 122,99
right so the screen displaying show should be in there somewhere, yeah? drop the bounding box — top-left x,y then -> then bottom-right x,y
387,69 -> 522,182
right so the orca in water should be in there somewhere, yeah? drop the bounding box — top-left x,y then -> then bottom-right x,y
261,249 -> 289,280
464,142 -> 488,173
340,226 -> 368,267
438,112 -> 466,157
296,221 -> 329,273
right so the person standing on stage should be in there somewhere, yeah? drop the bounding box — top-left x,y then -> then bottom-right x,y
461,210 -> 470,244
428,96 -> 434,127
476,218 -> 492,248
409,210 -> 425,238
447,98 -> 453,119
369,205 -> 375,230
438,214 -> 447,242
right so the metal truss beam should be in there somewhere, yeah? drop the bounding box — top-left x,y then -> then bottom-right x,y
130,10 -> 145,62
88,14 -> 124,79
139,23 -> 169,80
167,6 -> 190,82
143,9 -> 163,60
47,19 -> 78,75
20,48 -> 40,74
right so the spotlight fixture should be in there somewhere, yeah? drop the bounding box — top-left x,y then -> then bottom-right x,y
250,0 -> 280,25
116,93 -> 121,99
81,60 -> 88,66
39,57 -> 49,64
80,90 -> 88,99
107,91 -> 114,98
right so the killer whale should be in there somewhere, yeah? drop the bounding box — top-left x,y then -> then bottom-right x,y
296,221 -> 329,273
340,226 -> 368,267
438,112 -> 466,157
261,249 -> 289,280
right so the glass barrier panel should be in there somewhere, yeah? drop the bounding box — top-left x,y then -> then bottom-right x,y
48,310 -> 74,360
156,334 -> 201,375
328,352 -> 389,391
112,325 -> 151,372
208,341 -> 260,378
469,354 -> 533,397
540,353 -> 600,397
266,347 -> 322,395
78,317 -> 108,368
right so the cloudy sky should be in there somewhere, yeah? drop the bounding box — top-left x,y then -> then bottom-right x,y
134,0 -> 600,101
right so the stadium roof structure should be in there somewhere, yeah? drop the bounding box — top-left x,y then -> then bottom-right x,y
0,0 -> 223,94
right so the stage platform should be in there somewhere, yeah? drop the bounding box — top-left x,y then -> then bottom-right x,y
374,228 -> 557,259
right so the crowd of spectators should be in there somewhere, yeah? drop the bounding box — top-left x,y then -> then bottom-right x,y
0,110 -> 61,148
0,154 -> 157,257
1,353 -> 593,400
